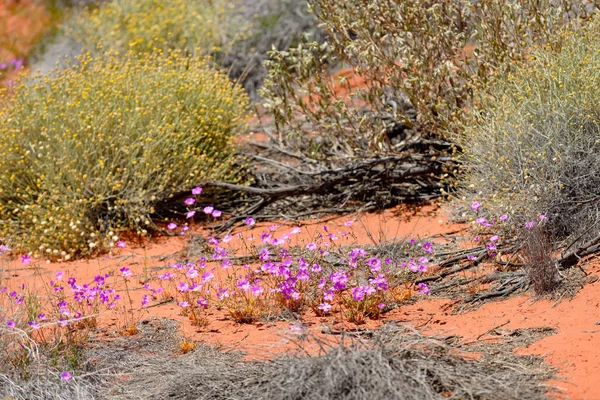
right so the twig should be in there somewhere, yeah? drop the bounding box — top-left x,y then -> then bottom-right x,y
477,320 -> 511,340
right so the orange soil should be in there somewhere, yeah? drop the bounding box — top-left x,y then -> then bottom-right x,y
2,205 -> 600,398
0,0 -> 51,86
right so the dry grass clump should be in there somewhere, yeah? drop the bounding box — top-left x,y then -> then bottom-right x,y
0,369 -> 107,400
62,0 -> 250,60
94,319 -> 553,400
522,228 -> 561,294
459,16 -> 600,246
0,51 -> 249,259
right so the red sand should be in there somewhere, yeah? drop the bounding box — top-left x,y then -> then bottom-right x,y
2,205 -> 600,399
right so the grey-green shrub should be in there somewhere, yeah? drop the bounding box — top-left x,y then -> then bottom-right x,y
459,19 -> 600,245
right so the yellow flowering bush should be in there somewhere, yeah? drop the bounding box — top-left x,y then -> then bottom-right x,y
0,51 -> 249,259
63,0 -> 250,58
460,18 -> 600,244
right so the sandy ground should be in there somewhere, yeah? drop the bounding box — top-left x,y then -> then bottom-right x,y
2,205 -> 600,399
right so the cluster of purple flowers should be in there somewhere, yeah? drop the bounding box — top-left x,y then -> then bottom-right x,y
0,58 -> 24,72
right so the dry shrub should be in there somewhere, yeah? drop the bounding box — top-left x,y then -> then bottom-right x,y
522,228 -> 560,294
0,51 -> 249,259
93,320 -> 553,400
460,15 -> 600,246
62,0 -> 250,60
261,0 -> 596,162
224,0 -> 324,99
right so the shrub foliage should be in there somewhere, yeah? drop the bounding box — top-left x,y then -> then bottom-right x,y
63,0 -> 250,59
0,51 -> 249,258
460,17 -> 600,245
261,0 -> 595,160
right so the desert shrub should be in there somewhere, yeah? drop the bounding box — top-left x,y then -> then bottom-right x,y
224,0 -> 324,99
62,0 -> 250,60
0,51 -> 249,259
260,0 -> 595,161
459,17 -> 600,246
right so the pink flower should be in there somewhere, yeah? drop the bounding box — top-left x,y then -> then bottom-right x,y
116,240 -> 127,248
197,298 -> 208,307
167,223 -> 177,230
6,320 -> 15,328
55,270 -> 65,281
490,235 -> 499,242
352,286 -> 367,301
471,201 -> 481,211
251,285 -> 263,297
367,257 -> 381,272
60,371 -> 72,381
500,214 -> 509,221
21,254 -> 31,265
245,217 -> 255,226
539,214 -> 548,221
318,302 -> 332,313
290,227 -> 301,234
417,283 -> 430,295
141,295 -> 150,307
211,209 -> 222,218
344,220 -> 354,227
179,301 -> 190,308
223,234 -> 233,243
237,279 -> 251,291
192,186 -> 202,195
178,282 -> 189,292
120,267 -> 132,278
423,242 -> 433,254
186,210 -> 196,219
203,206 -> 214,214
184,198 -> 195,206
524,221 -> 536,229
306,243 -> 317,251
201,271 -> 214,283
378,303 -> 385,309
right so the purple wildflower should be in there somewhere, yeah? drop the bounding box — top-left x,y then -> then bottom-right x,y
423,242 -> 434,254
203,206 -> 214,214
120,267 -> 132,278
61,371 -> 72,381
318,302 -> 332,313
417,283 -> 430,295
197,298 -> 208,307
524,221 -> 536,229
